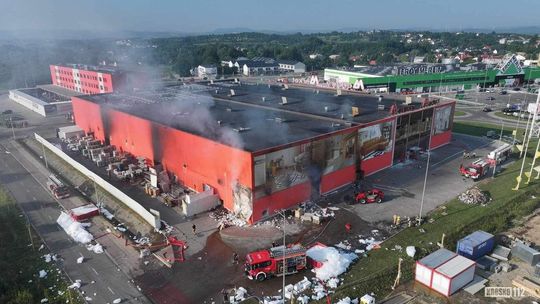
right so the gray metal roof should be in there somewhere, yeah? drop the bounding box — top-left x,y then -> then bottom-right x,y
435,255 -> 475,278
418,248 -> 456,269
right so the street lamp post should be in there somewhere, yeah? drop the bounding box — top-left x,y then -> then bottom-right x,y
10,118 -> 15,140
275,209 -> 286,302
418,150 -> 431,225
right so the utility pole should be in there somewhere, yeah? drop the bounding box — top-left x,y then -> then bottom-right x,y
276,209 -> 286,302
418,150 -> 431,225
10,118 -> 15,140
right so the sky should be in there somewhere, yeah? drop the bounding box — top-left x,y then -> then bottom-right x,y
1,0 -> 540,34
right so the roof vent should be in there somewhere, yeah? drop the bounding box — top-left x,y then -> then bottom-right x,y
262,96 -> 266,102
217,120 -> 222,125
332,123 -> 341,127
335,88 -> 342,96
340,113 -> 345,119
229,89 -> 236,97
226,107 -> 233,112
282,84 -> 289,90
281,97 -> 288,105
274,117 -> 288,123
378,105 -> 385,111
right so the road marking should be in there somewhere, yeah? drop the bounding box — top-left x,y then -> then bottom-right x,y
32,196 -> 37,201
107,286 -> 115,294
47,215 -> 52,221
26,189 -> 30,193
91,267 -> 99,275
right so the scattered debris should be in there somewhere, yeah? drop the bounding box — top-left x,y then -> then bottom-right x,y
38,244 -> 45,251
112,298 -> 122,304
39,270 -> 47,278
85,296 -> 93,301
336,297 -> 359,304
306,245 -> 358,281
458,187 -> 491,205
86,243 -> 104,254
68,280 -> 81,289
40,298 -> 48,303
229,286 -> 248,303
210,209 -> 247,227
56,212 -> 93,244
406,246 -> 416,258
77,256 -> 84,264
43,254 -> 52,263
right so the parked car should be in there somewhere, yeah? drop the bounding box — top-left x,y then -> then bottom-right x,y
513,87 -> 521,91
1,110 -> 13,115
482,106 -> 492,112
500,90 -> 507,95
486,96 -> 495,101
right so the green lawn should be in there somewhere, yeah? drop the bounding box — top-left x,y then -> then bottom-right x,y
0,188 -> 82,304
453,121 -> 522,138
493,111 -> 532,122
325,154 -> 540,302
453,110 -> 466,117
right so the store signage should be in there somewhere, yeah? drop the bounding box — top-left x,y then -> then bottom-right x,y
397,65 -> 445,75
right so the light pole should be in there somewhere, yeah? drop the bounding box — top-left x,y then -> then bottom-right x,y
418,149 -> 431,225
10,118 -> 15,140
275,209 -> 286,302
514,90 -> 540,190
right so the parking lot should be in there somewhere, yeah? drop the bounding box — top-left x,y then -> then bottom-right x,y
325,133 -> 499,223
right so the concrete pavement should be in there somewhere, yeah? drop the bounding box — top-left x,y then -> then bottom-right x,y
347,133 -> 497,223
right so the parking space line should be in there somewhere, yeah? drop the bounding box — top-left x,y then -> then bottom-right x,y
107,286 -> 115,294
91,267 -> 99,275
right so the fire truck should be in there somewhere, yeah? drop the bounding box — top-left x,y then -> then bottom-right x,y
459,159 -> 490,180
47,174 -> 70,199
244,244 -> 307,281
487,143 -> 512,165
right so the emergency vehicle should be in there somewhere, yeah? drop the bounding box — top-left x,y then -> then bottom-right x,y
459,159 -> 490,180
487,143 -> 512,165
47,174 -> 70,199
353,189 -> 384,204
244,245 -> 307,281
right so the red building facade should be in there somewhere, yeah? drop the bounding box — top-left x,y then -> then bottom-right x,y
71,93 -> 454,224
50,65 -> 116,94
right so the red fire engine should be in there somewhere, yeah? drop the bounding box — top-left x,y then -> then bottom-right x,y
244,245 -> 307,281
459,159 -> 490,180
47,174 -> 70,199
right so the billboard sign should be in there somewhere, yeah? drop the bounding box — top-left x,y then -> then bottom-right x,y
358,120 -> 394,160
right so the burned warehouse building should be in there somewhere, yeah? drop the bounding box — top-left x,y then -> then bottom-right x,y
70,82 -> 455,223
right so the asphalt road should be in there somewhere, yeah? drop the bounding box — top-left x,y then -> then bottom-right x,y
0,93 -> 149,303
0,141 -> 148,303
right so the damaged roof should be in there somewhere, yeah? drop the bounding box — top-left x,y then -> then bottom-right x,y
79,82 -> 451,152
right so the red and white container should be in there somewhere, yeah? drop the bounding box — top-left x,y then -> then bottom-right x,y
431,255 -> 476,296
415,248 -> 456,288
70,204 -> 99,221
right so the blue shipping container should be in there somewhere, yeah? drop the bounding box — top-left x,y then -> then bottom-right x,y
457,230 -> 495,260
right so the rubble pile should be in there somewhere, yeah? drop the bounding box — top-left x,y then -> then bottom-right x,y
458,187 -> 491,205
209,209 -> 247,227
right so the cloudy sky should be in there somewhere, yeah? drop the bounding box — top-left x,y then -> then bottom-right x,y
1,0 -> 539,34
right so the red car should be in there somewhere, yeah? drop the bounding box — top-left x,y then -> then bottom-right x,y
354,189 -> 384,204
